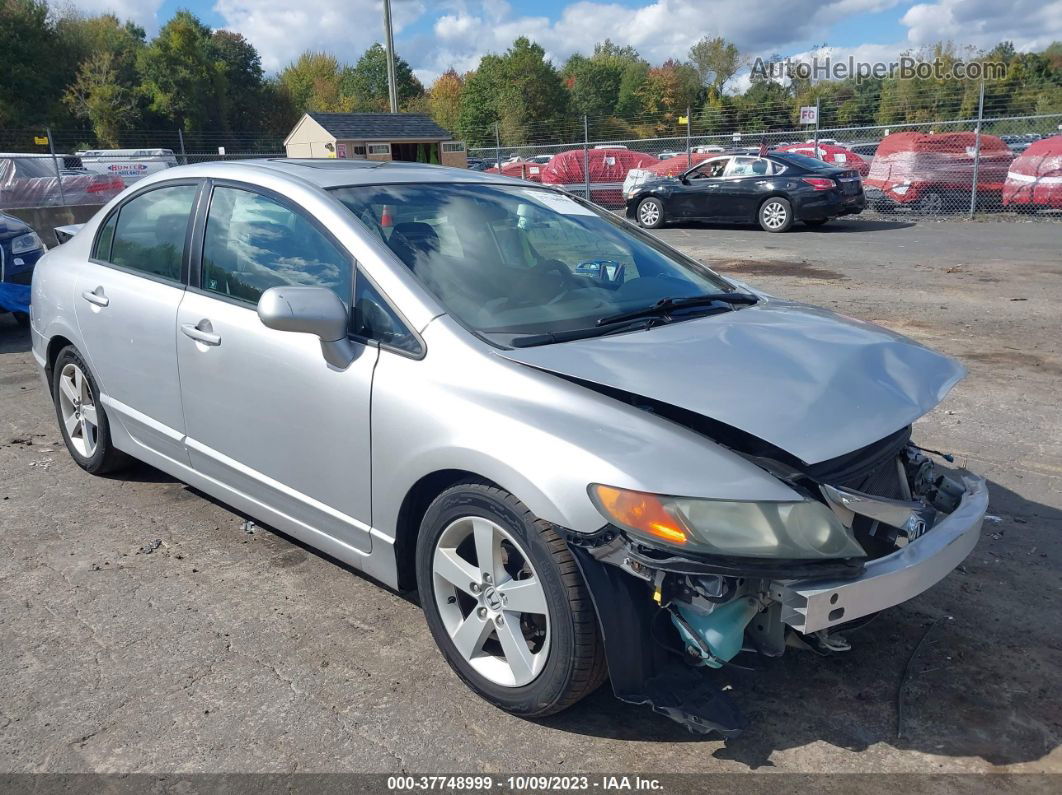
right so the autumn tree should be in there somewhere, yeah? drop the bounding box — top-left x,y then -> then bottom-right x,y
428,69 -> 463,132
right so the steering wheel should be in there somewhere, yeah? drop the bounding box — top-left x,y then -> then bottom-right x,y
504,259 -> 581,308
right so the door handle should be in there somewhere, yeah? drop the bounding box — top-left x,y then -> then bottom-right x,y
181,320 -> 221,346
81,287 -> 109,307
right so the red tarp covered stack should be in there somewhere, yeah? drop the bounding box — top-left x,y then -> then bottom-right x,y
864,131 -> 1013,205
1003,136 -> 1062,209
776,143 -> 870,176
485,160 -> 545,182
641,152 -> 717,177
540,148 -> 658,206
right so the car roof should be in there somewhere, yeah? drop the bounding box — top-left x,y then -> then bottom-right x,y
214,158 -> 533,189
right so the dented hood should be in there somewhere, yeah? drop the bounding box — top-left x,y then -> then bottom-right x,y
500,299 -> 965,465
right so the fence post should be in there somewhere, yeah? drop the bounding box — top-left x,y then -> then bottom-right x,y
494,122 -> 501,172
686,105 -> 692,168
583,114 -> 590,201
178,128 -> 188,165
969,79 -> 985,218
813,97 -> 820,150
46,127 -> 66,206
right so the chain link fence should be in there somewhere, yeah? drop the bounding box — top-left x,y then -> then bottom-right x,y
469,113 -> 1062,217
2,113 -> 1060,219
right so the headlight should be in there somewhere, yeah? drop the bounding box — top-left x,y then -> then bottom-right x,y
588,484 -> 865,560
10,232 -> 44,255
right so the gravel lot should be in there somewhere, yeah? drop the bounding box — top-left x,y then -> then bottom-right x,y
1,218 -> 1059,775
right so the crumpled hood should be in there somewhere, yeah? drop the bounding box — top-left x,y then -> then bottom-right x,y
500,298 -> 965,465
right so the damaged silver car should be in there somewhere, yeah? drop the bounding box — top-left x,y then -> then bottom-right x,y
30,160 -> 987,734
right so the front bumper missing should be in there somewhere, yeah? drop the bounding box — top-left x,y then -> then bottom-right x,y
772,473 -> 988,633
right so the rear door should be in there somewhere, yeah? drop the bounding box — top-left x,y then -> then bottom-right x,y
73,181 -> 201,464
715,156 -> 775,219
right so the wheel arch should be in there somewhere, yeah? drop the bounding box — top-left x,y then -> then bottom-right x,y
45,333 -> 76,385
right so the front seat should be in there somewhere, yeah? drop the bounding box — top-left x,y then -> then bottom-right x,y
387,222 -> 441,271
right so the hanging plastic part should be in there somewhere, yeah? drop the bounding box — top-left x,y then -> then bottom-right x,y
671,597 -> 762,668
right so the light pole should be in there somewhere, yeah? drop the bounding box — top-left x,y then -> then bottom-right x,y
383,0 -> 399,113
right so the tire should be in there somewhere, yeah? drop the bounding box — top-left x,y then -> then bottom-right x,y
51,346 -> 131,475
803,218 -> 829,227
758,197 -> 793,232
636,197 -> 664,228
13,311 -> 30,327
916,190 -> 945,215
415,481 -> 607,717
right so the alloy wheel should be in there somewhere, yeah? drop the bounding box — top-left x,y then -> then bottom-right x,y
432,516 -> 551,687
57,362 -> 98,458
638,200 -> 661,226
762,201 -> 788,230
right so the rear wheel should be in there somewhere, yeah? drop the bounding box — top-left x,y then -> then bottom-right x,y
916,190 -> 945,215
636,197 -> 664,228
759,197 -> 793,232
51,346 -> 131,475
416,482 -> 606,717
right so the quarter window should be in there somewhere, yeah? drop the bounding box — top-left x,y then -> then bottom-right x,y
109,184 -> 197,280
201,186 -> 352,305
352,270 -> 420,354
93,212 -> 118,261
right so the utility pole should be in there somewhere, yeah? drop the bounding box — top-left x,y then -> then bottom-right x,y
813,96 -> 820,150
583,115 -> 590,201
46,127 -> 66,206
686,106 -> 692,168
969,78 -> 985,218
383,0 -> 399,113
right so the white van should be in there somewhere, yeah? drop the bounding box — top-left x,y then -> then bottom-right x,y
75,149 -> 179,183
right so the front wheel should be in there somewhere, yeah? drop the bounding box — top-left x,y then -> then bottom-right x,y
636,197 -> 664,228
416,482 -> 607,717
759,197 -> 793,232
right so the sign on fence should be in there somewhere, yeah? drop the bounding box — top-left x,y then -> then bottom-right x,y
799,106 -> 818,125
34,135 -> 48,145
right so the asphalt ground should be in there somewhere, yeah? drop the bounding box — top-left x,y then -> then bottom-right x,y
1,217 -> 1059,776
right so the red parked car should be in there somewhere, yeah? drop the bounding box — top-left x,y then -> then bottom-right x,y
1002,135 -> 1062,210
864,132 -> 1013,213
0,154 -> 125,209
776,143 -> 870,177
540,148 -> 658,207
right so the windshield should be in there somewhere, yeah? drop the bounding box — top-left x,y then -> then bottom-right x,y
772,152 -> 835,171
330,183 -> 738,345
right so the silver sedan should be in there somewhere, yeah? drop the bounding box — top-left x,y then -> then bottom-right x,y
29,160 -> 987,735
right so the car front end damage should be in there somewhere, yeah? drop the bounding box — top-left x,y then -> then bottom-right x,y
563,434 -> 987,736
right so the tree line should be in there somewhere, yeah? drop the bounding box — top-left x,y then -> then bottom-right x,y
2,0 -> 1059,151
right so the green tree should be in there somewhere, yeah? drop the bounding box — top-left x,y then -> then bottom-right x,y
211,30 -> 266,130
0,0 -> 67,126
689,36 -> 741,94
137,11 -> 223,130
428,69 -> 463,132
63,50 -> 140,145
342,43 -> 425,112
278,51 -> 349,112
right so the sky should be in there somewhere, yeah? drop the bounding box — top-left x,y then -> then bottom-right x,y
64,0 -> 1062,88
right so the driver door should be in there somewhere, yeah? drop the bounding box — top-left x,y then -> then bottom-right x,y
176,182 -> 377,553
671,157 -> 730,220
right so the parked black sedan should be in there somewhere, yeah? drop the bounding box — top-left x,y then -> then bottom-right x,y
624,152 -> 866,232
1,212 -> 45,326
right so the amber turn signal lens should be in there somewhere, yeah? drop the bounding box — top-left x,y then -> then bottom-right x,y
590,485 -> 688,544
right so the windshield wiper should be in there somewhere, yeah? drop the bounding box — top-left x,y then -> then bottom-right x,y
509,317 -> 660,348
596,292 -> 758,327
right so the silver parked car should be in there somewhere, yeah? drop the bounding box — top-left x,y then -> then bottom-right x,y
30,160 -> 987,734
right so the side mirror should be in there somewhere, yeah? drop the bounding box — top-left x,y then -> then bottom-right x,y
257,286 -> 357,368
679,176 -> 690,185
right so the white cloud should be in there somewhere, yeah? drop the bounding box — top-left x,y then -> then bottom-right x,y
901,0 -> 1062,52
212,0 -> 426,72
60,0 -> 166,31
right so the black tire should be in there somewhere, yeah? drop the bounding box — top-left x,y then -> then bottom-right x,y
415,481 -> 607,717
12,311 -> 30,327
51,345 -> 131,475
803,218 -> 829,227
636,197 -> 664,228
916,190 -> 946,215
758,196 -> 793,232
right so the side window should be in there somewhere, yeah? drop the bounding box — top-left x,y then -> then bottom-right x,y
201,186 -> 352,306
352,271 -> 421,354
109,184 -> 197,280
726,157 -> 760,177
93,212 -> 118,261
693,158 -> 729,179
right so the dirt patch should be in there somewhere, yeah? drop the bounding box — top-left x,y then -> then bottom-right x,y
713,258 -> 847,281
963,350 -> 1062,377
